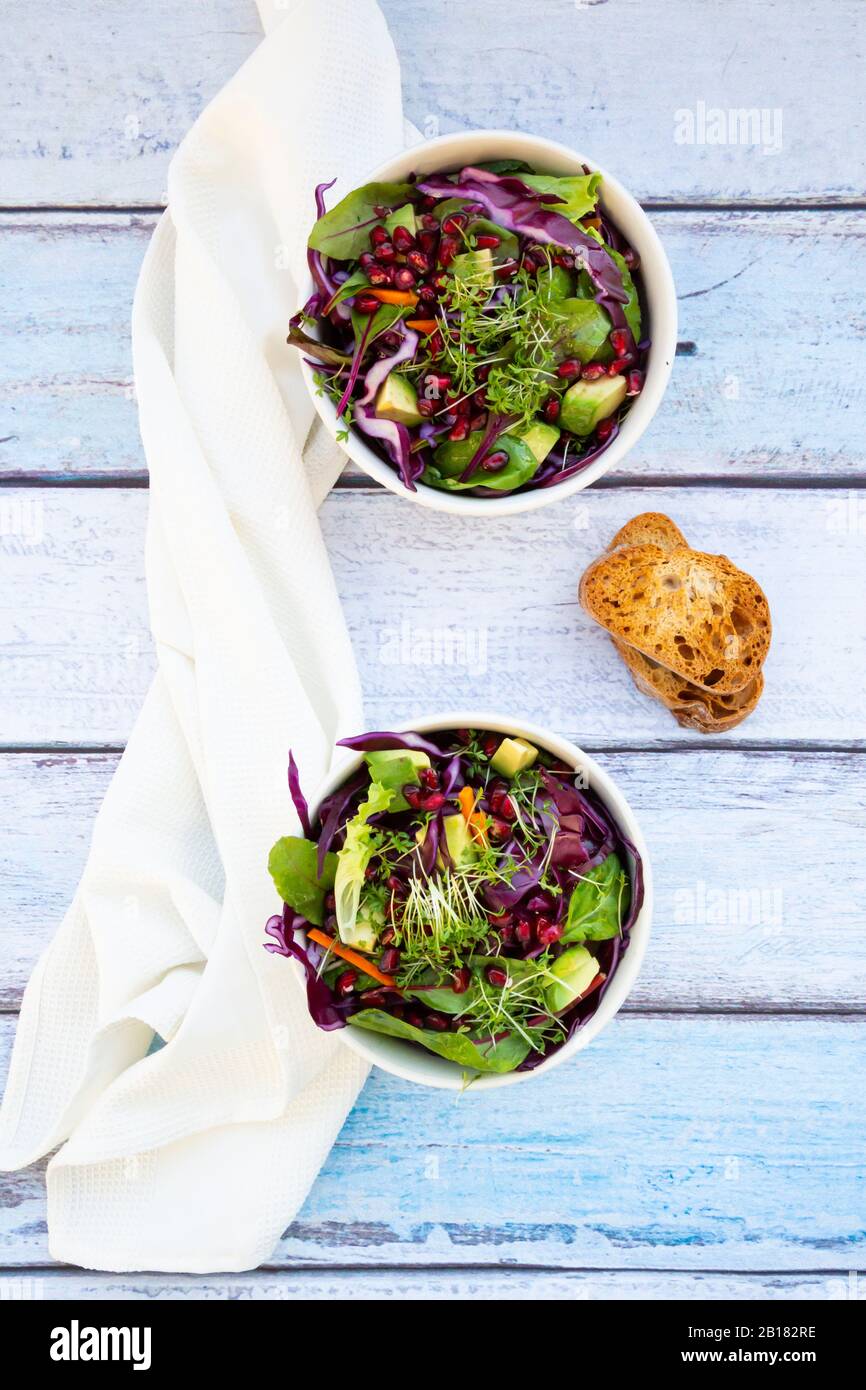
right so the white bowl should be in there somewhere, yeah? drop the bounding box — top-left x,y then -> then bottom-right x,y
300,128 -> 676,516
305,712 -> 653,1091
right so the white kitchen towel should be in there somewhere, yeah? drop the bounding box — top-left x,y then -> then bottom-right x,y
0,0 -> 414,1272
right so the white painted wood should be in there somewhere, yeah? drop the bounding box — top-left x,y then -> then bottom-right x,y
0,1268 -> 856,1301
0,750 -> 862,1014
3,211 -> 865,483
2,1 -> 864,206
0,486 -> 863,746
2,1013 -> 864,1270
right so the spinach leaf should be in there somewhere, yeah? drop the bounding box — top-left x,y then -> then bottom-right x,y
308,181 -> 414,260
325,267 -> 368,311
348,1008 -> 530,1073
476,158 -> 534,175
351,301 -> 405,347
268,836 -> 337,927
562,852 -> 628,942
427,431 -> 539,493
521,172 -> 602,223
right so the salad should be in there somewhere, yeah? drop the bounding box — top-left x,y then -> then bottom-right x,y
288,161 -> 647,497
265,727 -> 644,1076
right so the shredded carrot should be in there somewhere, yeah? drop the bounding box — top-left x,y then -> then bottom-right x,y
306,928 -> 396,987
457,785 -> 488,846
405,317 -> 438,333
368,288 -> 419,306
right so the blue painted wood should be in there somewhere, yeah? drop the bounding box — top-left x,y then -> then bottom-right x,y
2,1015 -> 865,1270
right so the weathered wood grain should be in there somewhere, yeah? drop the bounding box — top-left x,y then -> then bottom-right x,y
1,749 -> 863,1014
0,1268 -> 858,1300
2,1 -> 864,207
2,1013 -> 864,1271
2,209 -> 865,483
0,486 -> 863,747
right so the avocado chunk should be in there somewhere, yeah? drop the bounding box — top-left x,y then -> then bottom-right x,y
518,421 -> 560,464
552,297 -> 614,364
452,246 -> 494,291
560,374 -> 627,436
384,202 -> 417,239
340,900 -> 384,954
544,946 -> 600,1013
365,748 -> 431,812
375,373 -> 422,427
490,736 -> 538,778
443,813 -> 480,867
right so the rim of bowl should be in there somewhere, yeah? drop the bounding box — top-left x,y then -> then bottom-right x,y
299,127 -> 677,516
303,711 -> 653,1091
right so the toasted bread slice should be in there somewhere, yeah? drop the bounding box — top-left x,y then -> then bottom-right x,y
612,637 -> 764,732
579,542 -> 771,694
607,512 -> 688,553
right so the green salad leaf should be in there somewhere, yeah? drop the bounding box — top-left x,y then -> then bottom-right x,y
424,431 -> 540,494
562,852 -> 629,942
268,836 -> 337,927
308,180 -> 414,260
521,171 -> 603,223
334,781 -> 394,944
348,1008 -> 531,1073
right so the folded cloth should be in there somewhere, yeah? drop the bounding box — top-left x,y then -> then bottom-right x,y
0,0 -> 412,1272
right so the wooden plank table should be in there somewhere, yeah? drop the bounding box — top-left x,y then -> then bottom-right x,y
1,0 -> 864,1299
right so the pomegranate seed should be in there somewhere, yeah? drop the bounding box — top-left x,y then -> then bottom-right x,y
487,965 -> 509,988
596,417 -> 617,442
475,364 -> 491,382
370,225 -> 388,246
323,891 -> 336,912
372,204 -> 389,218
582,362 -> 606,381
417,398 -> 435,417
481,450 -> 509,473
428,330 -> 444,356
543,397 -> 561,423
489,787 -> 505,813
624,248 -> 640,270
608,352 -> 636,376
456,728 -> 472,742
354,293 -> 381,315
380,926 -> 396,947
402,785 -> 424,808
406,249 -> 430,275
421,212 -> 439,229
386,874 -> 405,895
431,372 -> 451,393
472,387 -> 488,408
554,253 -> 575,269
359,251 -> 376,271
520,256 -> 537,275
482,734 -> 499,756
449,417 -> 470,442
438,235 -> 459,267
475,233 -> 501,250
360,986 -> 386,1007
536,918 -> 564,946
364,863 -> 378,880
610,328 -> 630,358
442,213 -> 467,234
470,411 -> 488,431
406,1010 -> 425,1029
427,1013 -> 450,1032
417,285 -> 437,307
393,266 -> 416,290
419,766 -> 439,789
626,369 -> 644,397
336,970 -> 357,997
494,261 -> 516,279
381,331 -> 402,350
488,908 -> 513,928
488,816 -> 511,842
421,791 -> 446,812
374,240 -> 396,264
556,358 -> 582,380
390,1004 -> 406,1020
516,918 -> 534,945
391,224 -> 416,252
499,794 -> 516,820
379,947 -> 401,974
366,264 -> 392,287
452,966 -> 471,995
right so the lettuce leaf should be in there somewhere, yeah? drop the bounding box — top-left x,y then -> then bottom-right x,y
334,781 -> 394,943
521,172 -> 602,223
